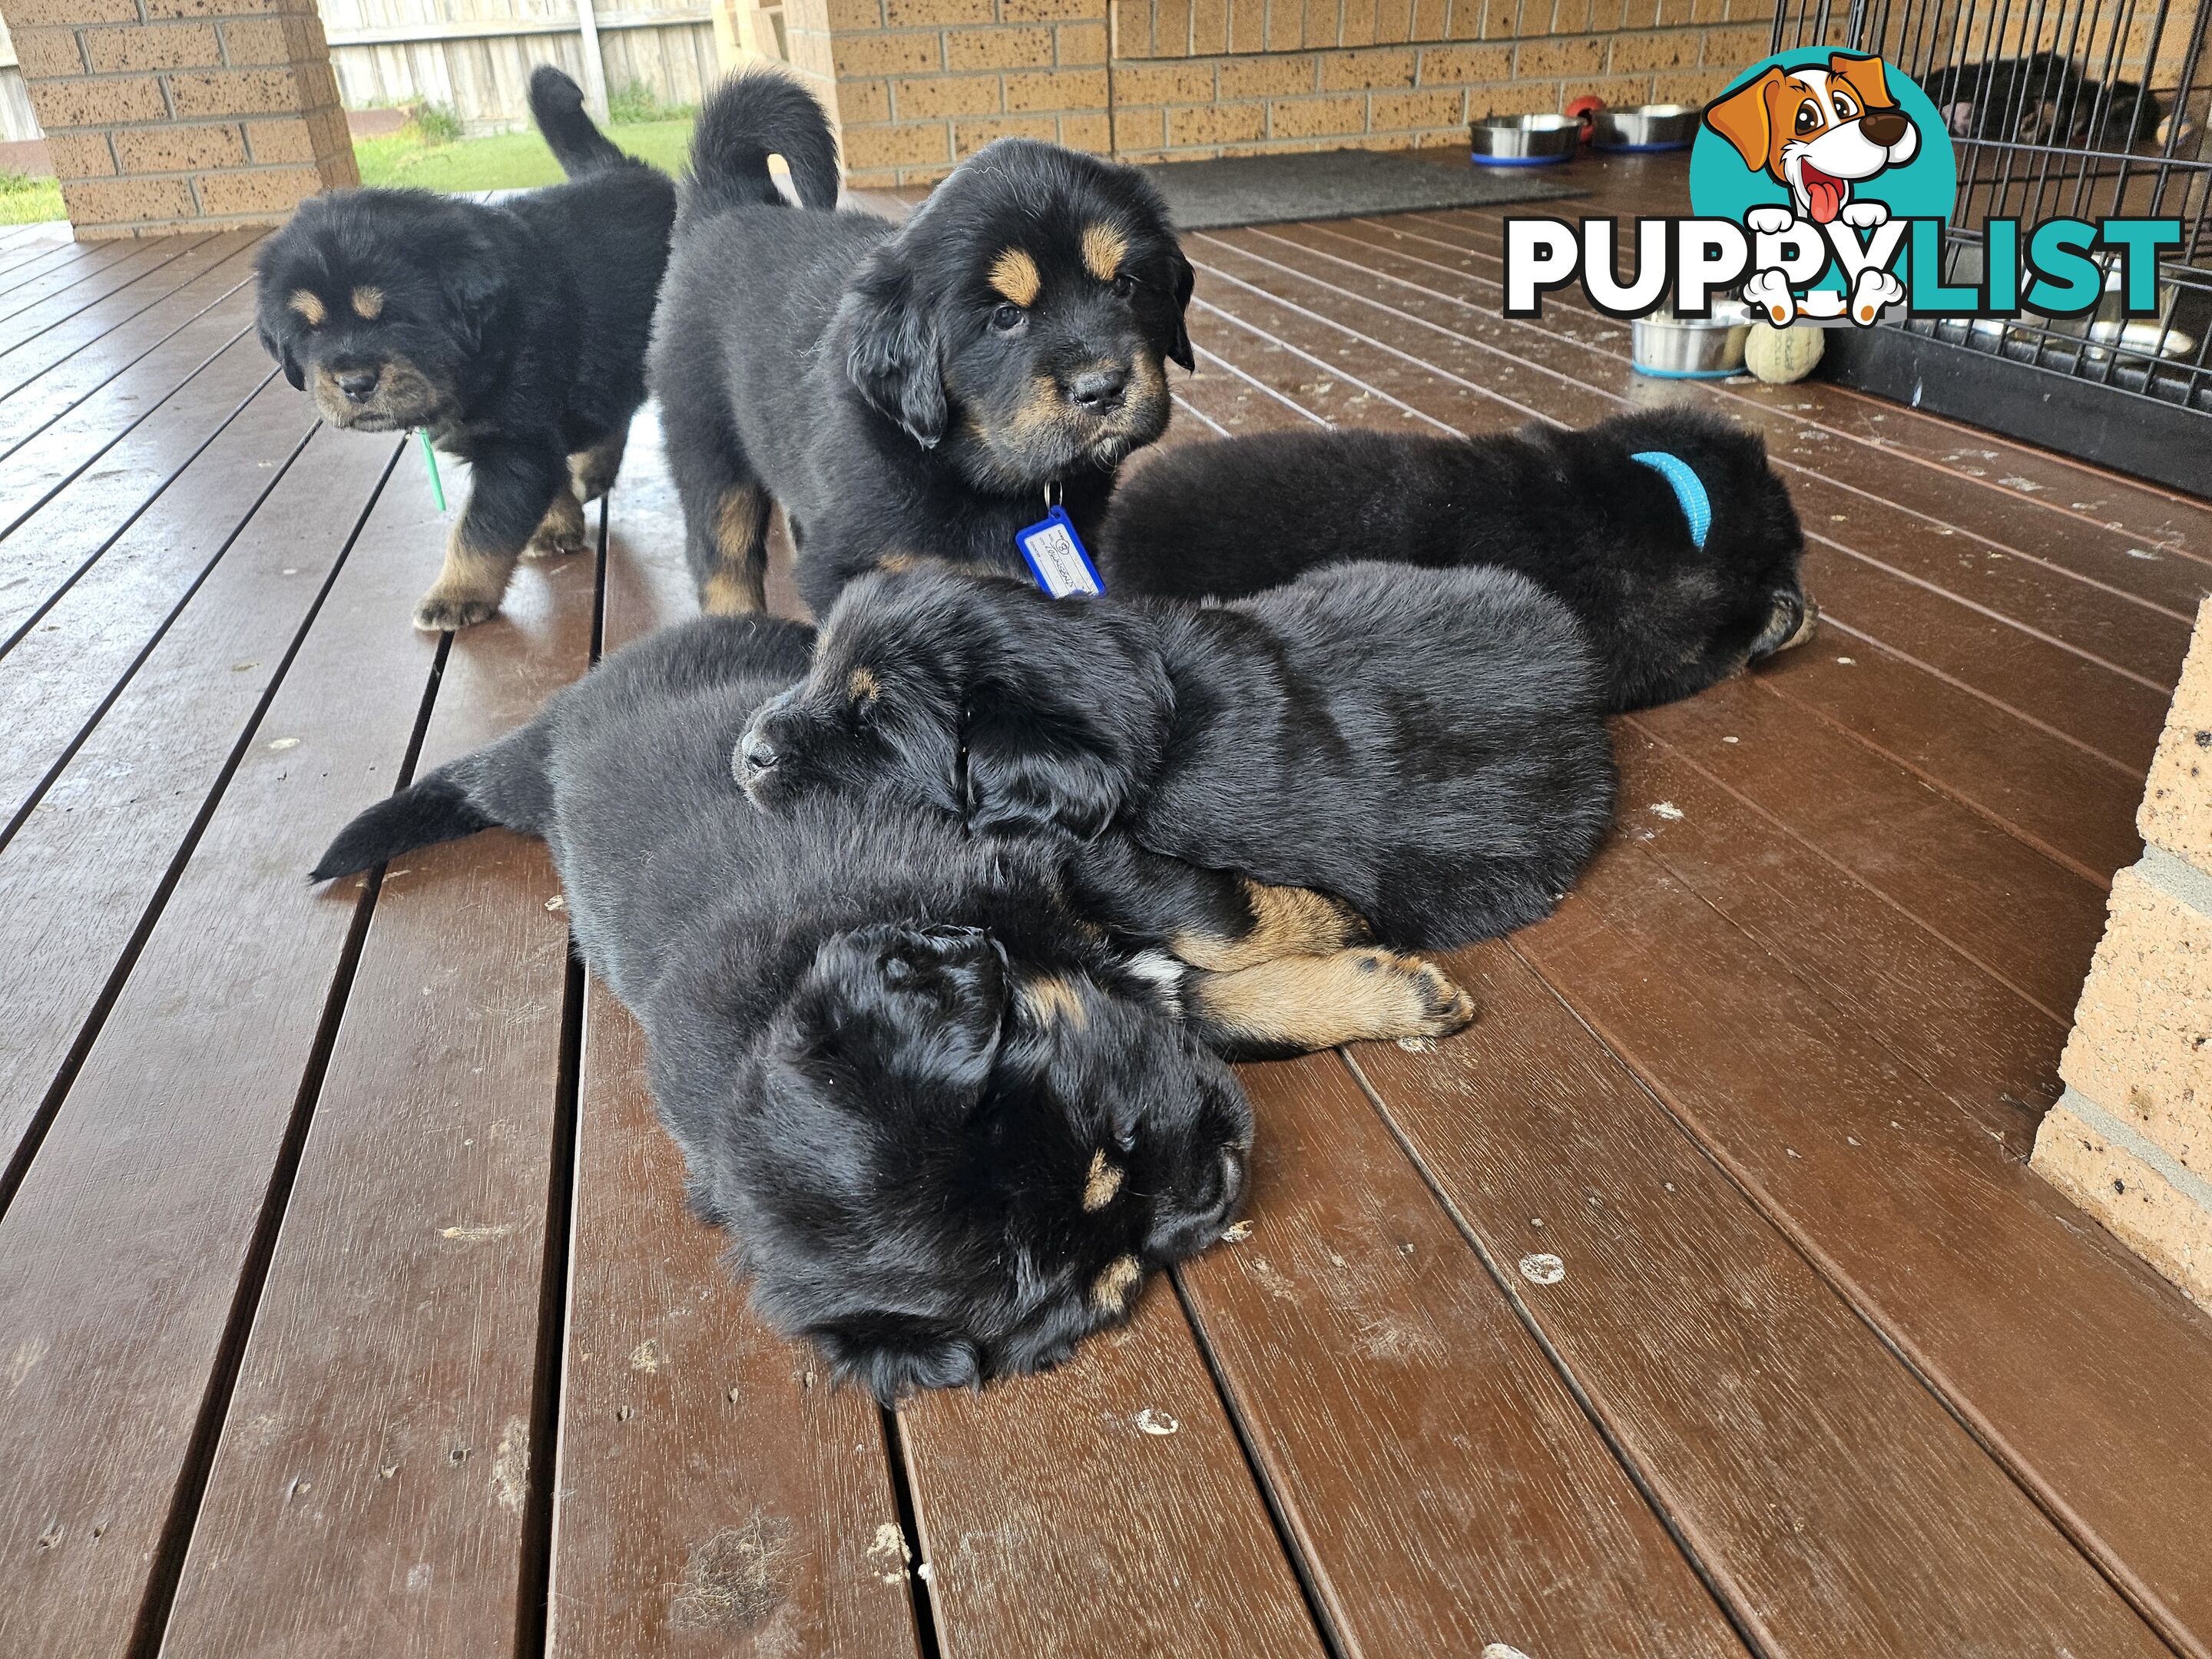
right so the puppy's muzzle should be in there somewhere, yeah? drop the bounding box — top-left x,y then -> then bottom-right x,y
1752,591 -> 1820,661
333,365 -> 381,405
1066,365 -> 1128,413
1146,1145 -> 1247,1260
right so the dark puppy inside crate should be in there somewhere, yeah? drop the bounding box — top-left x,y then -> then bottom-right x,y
253,68 -> 676,631
1099,408 -> 1815,714
1919,52 -> 2167,147
651,71 -> 1194,618
311,617 -> 1472,1399
741,560 -> 1619,955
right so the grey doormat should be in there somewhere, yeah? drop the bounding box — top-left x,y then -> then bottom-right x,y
1140,148 -> 1584,230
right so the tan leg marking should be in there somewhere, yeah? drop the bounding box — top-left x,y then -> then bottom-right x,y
1019,974 -> 1089,1031
1091,1253 -> 1142,1313
524,488 -> 588,560
1171,879 -> 1370,973
1187,948 -> 1476,1051
700,485 -> 767,615
413,525 -> 521,632
569,429 -> 628,502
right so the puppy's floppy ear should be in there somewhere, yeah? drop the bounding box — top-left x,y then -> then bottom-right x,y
841,240 -> 948,449
1164,240 -> 1196,372
1704,67 -> 1784,172
439,230 -> 510,358
962,694 -> 1135,842
1830,51 -> 1896,110
815,1314 -> 985,1403
259,322 -> 305,390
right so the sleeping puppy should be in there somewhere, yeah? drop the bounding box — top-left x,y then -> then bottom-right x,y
254,68 -> 676,631
310,615 -> 1471,1400
651,71 -> 1193,618
1098,408 -> 1814,712
740,561 -> 1618,954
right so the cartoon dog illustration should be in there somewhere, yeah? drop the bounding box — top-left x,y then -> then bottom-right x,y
1706,53 -> 1920,325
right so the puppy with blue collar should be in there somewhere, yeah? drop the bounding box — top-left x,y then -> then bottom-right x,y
1099,406 -> 1814,713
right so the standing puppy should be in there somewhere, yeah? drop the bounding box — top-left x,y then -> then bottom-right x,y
652,72 -> 1194,618
253,68 -> 677,631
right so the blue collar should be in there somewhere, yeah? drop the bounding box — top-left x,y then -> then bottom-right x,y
1629,450 -> 1710,549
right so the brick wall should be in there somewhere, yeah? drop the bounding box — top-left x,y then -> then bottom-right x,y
2033,598 -> 2212,1306
8,0 -> 356,238
1109,0 -> 1774,164
828,0 -> 1775,185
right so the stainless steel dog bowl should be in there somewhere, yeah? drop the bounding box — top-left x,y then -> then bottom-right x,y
1632,312 -> 1750,379
1469,113 -> 1581,166
1589,103 -> 1700,150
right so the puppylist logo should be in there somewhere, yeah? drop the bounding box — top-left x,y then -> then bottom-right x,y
1504,48 -> 2181,329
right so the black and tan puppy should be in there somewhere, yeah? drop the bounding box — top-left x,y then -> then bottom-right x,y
741,561 -> 1618,954
1100,408 -> 1814,712
310,615 -> 1470,1400
651,71 -> 1193,618
254,68 -> 677,631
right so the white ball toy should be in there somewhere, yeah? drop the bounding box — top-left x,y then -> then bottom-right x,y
1745,322 -> 1826,385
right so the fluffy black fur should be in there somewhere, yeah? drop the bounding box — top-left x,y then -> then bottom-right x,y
651,71 -> 1194,618
1098,409 -> 1814,713
741,561 -> 1619,952
253,67 -> 677,631
310,617 -> 1263,1402
1920,53 -> 2165,145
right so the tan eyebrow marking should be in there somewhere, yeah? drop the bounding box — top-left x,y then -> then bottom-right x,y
1081,224 -> 1128,283
351,286 -> 385,320
1082,1149 -> 1123,1211
1091,1253 -> 1142,1313
847,666 -> 880,703
988,247 -> 1041,308
288,290 -> 326,326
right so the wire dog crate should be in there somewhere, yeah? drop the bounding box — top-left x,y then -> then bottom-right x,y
1771,0 -> 2210,495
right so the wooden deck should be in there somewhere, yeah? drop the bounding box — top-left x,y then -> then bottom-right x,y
2,154 -> 2210,1659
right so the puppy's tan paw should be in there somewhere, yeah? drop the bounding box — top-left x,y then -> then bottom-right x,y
412,589 -> 501,631
1355,949 -> 1477,1039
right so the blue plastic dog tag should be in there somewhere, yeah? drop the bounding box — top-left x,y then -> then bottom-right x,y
1015,505 -> 1105,599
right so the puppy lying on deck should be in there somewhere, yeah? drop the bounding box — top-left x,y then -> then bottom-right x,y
740,561 -> 1618,955
1098,407 -> 1815,713
311,617 -> 1471,1400
253,68 -> 676,632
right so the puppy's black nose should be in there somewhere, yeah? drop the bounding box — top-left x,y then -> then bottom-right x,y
1860,108 -> 1909,146
1068,366 -> 1128,411
335,367 -> 380,403
740,738 -> 779,780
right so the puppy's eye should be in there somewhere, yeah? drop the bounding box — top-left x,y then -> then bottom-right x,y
1795,101 -> 1823,134
1111,273 -> 1137,300
1831,91 -> 1858,119
990,303 -> 1026,334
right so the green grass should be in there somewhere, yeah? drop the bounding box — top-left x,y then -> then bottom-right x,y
353,113 -> 694,193
0,170 -> 65,227
0,101 -> 696,227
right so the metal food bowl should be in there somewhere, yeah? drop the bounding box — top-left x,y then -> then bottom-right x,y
1589,103 -> 1700,151
1469,113 -> 1581,166
1633,312 -> 1750,379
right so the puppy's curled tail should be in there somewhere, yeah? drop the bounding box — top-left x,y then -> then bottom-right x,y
680,69 -> 839,231
310,720 -> 555,882
528,67 -> 629,177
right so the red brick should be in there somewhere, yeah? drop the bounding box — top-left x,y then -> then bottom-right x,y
167,68 -> 310,118
82,22 -> 226,73
43,131 -> 119,180
1002,68 -> 1107,112
61,173 -> 197,227
9,25 -> 88,80
27,74 -> 170,129
194,162 -> 326,217
114,121 -> 250,173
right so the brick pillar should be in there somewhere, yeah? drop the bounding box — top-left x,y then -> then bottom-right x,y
8,0 -> 356,239
826,0 -> 1109,190
2034,598 -> 2212,1305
